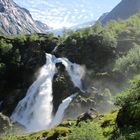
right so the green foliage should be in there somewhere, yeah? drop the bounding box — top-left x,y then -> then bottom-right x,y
16,34 -> 27,42
98,110 -> 118,139
114,44 -> 140,75
67,122 -> 106,140
92,22 -> 103,33
115,75 -> 140,108
114,75 -> 140,139
0,40 -> 13,54
29,33 -> 39,41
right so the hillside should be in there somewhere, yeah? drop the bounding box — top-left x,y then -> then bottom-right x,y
0,9 -> 140,140
99,0 -> 140,24
0,0 -> 47,34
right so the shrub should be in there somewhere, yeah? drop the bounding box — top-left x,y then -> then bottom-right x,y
114,44 -> 140,75
29,33 -> 39,41
67,122 -> 106,140
115,75 -> 140,127
0,40 -> 13,55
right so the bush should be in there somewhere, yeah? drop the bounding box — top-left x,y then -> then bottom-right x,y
114,44 -> 140,75
67,122 -> 106,140
0,40 -> 13,55
29,33 -> 39,41
115,75 -> 140,127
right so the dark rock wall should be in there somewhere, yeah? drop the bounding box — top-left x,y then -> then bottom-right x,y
52,62 -> 76,114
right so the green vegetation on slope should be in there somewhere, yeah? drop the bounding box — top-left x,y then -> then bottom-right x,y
1,74 -> 140,140
0,10 -> 140,140
114,44 -> 140,76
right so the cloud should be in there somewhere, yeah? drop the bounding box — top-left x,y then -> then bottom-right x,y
13,0 -> 121,29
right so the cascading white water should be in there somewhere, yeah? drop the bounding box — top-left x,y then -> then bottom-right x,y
52,46 -> 58,53
50,93 -> 78,128
55,57 -> 85,89
11,53 -> 85,132
11,54 -> 56,132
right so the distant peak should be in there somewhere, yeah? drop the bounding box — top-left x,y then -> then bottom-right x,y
99,0 -> 140,24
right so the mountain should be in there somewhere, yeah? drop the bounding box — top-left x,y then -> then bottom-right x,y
0,0 -> 46,34
99,0 -> 140,24
98,12 -> 109,23
47,20 -> 95,36
70,20 -> 95,30
35,20 -> 50,31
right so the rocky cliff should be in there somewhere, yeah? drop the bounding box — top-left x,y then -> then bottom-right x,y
0,0 -> 46,34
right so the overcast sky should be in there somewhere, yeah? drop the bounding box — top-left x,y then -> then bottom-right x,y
13,0 -> 121,29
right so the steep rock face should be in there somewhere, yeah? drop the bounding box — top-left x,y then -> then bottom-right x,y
100,0 -> 140,24
52,62 -> 77,114
0,0 -> 45,34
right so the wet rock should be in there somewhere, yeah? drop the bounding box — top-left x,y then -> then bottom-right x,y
64,95 -> 96,120
52,62 -> 76,114
0,113 -> 12,133
76,108 -> 98,126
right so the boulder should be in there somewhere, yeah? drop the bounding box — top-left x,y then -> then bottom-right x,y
76,108 -> 98,126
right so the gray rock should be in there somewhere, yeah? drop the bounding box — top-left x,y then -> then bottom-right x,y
0,113 -> 12,133
0,0 -> 47,34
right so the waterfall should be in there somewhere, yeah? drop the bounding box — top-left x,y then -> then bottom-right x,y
11,54 -> 56,132
50,93 -> 78,128
52,46 -> 58,53
11,53 -> 85,132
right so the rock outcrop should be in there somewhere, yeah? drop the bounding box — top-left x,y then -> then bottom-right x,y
0,113 -> 12,133
52,62 -> 77,114
76,108 -> 98,126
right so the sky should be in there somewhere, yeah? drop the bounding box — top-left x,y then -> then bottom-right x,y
13,0 -> 121,29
